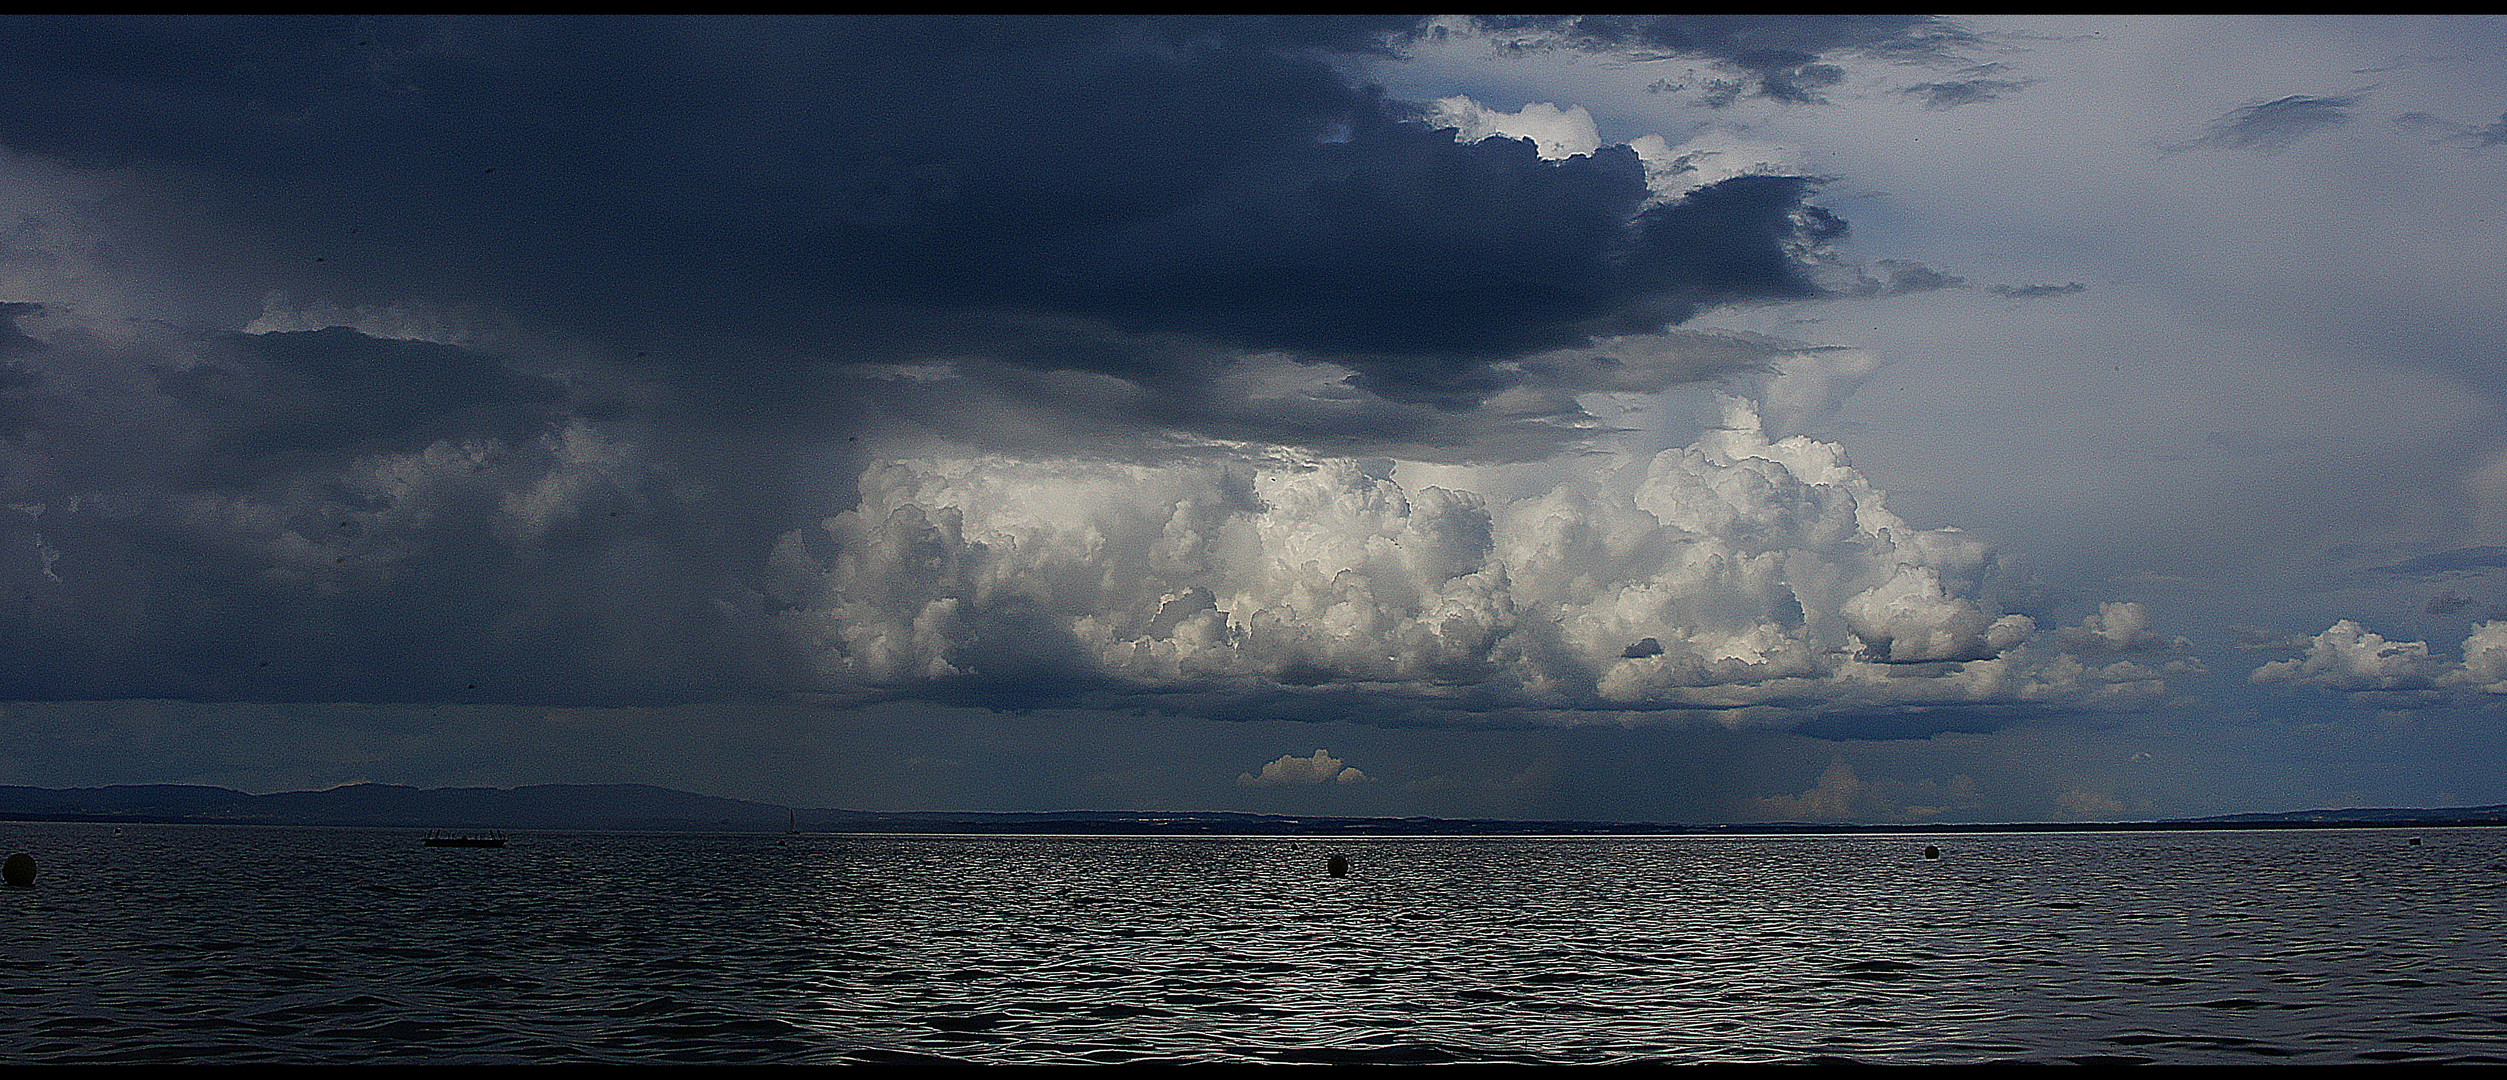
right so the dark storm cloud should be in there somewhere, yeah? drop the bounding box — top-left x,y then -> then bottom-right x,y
0,16 -> 1853,420
0,304 -> 40,350
2182,93 -> 2362,152
168,329 -> 565,478
0,17 -> 1944,713
0,307 -> 38,446
0,323 -> 793,706
1461,15 -> 1979,105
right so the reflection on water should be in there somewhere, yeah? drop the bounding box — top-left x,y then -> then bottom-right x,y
4,825 -> 2505,1063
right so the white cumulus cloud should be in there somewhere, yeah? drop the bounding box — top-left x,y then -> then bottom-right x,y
2254,619 -> 2507,701
773,394 -> 2194,728
1416,97 -> 1810,211
1239,749 -> 1368,787
1422,97 -> 1603,160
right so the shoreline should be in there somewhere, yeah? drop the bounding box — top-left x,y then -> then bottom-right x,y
8,812 -> 2504,838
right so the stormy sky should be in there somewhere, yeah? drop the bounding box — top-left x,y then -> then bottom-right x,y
6,15 -> 2507,822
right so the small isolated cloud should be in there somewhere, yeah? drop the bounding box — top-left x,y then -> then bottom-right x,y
1239,749 -> 1368,786
1831,266 -> 2089,304
1986,282 -> 2086,299
1900,76 -> 2039,111
2058,602 -> 2169,656
1843,260 -> 1969,297
2181,94 -> 2362,152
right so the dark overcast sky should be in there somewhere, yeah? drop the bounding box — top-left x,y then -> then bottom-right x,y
6,16 -> 2507,822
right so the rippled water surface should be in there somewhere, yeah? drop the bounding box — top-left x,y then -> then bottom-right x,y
5,825 -> 2507,1063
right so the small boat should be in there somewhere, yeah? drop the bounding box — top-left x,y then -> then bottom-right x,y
423,833 -> 507,848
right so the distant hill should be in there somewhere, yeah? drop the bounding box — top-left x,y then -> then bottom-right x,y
0,782 -> 791,832
2190,805 -> 2507,825
4,783 -> 2506,834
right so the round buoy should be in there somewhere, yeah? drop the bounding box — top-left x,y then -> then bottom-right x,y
1922,845 -> 1940,860
1327,854 -> 1350,878
2,852 -> 34,888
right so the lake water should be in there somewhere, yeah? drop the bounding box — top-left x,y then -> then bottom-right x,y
4,824 -> 2505,1064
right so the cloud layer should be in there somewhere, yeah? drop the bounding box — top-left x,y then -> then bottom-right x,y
1459,16 -> 1981,106
0,16 -> 1894,424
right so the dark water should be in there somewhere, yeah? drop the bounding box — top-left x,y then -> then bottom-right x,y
4,825 -> 2506,1064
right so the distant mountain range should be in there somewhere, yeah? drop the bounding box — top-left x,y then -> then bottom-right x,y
4,782 -> 2507,835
